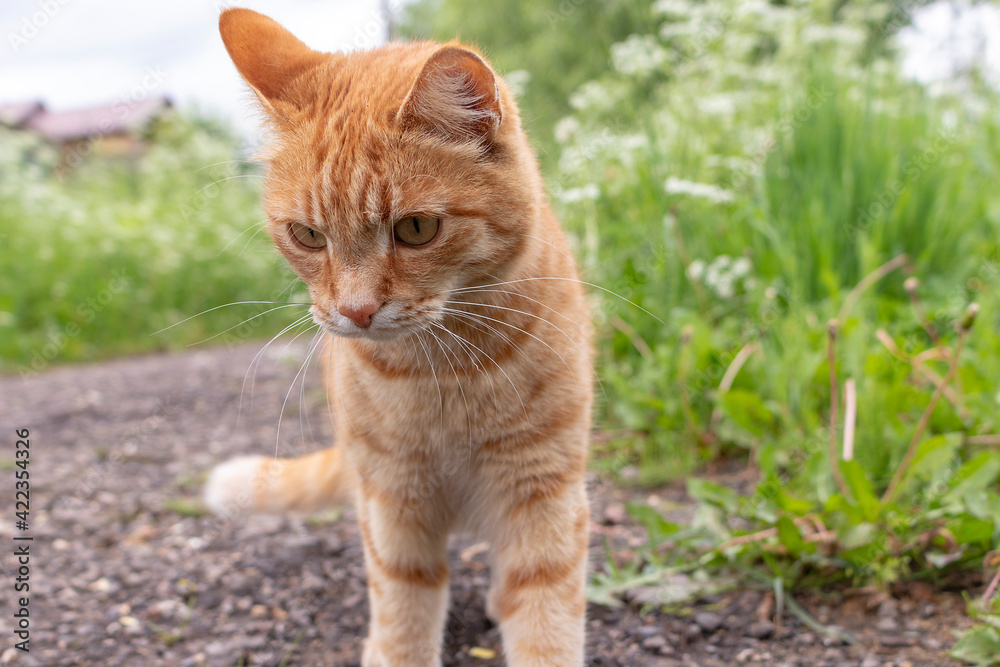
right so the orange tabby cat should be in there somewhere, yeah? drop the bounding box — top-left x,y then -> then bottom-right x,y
204,9 -> 593,666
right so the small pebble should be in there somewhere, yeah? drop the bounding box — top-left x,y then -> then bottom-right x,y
603,503 -> 627,524
694,611 -> 723,633
636,625 -> 661,638
724,614 -> 745,631
747,621 -> 775,639
878,636 -> 916,647
642,635 -> 666,651
875,617 -> 899,633
795,632 -> 816,645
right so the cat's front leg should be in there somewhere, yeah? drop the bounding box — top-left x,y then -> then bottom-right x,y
491,484 -> 590,667
357,480 -> 451,667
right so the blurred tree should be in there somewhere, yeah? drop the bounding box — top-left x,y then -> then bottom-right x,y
397,0 -> 938,165
398,0 -> 655,163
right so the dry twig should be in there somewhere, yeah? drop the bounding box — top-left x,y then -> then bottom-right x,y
709,342 -> 760,431
843,379 -> 856,462
827,320 -> 850,498
904,277 -> 940,344
837,254 -> 909,324
609,315 -> 653,360
882,304 -> 979,504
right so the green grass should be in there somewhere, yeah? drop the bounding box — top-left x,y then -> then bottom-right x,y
0,115 -> 305,375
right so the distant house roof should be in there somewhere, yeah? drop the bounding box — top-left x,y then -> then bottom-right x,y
0,96 -> 172,143
0,100 -> 45,128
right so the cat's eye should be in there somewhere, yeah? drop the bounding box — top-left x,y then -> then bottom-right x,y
289,222 -> 327,250
394,215 -> 440,246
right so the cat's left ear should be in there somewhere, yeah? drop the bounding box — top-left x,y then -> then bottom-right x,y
398,47 -> 502,145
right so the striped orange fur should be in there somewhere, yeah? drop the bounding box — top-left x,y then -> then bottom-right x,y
204,9 -> 593,666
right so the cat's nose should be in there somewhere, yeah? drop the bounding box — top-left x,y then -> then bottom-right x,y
338,303 -> 380,329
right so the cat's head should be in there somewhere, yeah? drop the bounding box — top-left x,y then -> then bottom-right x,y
220,8 -> 540,341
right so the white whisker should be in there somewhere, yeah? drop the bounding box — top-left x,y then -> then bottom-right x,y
432,320 -> 527,421
445,299 -> 580,350
412,331 -> 445,428
449,287 -> 587,334
217,218 -> 268,257
238,313 -> 314,428
297,328 -> 326,448
186,304 -> 309,346
188,173 -> 267,201
430,321 -> 502,419
420,325 -> 473,456
151,300 -> 310,336
459,276 -> 664,325
274,322 -> 322,459
441,306 -> 575,379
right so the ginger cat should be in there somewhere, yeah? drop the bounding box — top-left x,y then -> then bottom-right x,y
204,9 -> 593,666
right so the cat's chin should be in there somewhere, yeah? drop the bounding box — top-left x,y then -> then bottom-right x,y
322,324 -> 414,343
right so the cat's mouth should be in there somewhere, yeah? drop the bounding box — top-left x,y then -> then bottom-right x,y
309,306 -> 411,342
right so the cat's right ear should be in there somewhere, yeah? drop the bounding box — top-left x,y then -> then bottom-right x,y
219,8 -> 328,120
398,46 -> 503,146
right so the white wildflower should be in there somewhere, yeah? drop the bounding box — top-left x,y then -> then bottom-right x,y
504,70 -> 531,98
611,34 -> 667,76
665,177 -> 734,203
570,81 -> 611,111
616,134 -> 649,152
696,94 -> 738,116
558,184 -> 600,204
653,0 -> 693,18
801,24 -> 866,48
704,265 -> 720,288
731,257 -> 752,277
554,116 -> 580,144
686,259 -> 706,281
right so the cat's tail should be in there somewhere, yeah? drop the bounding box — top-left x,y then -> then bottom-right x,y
203,446 -> 354,516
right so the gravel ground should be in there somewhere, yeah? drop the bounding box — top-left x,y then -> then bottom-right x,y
0,341 -> 975,666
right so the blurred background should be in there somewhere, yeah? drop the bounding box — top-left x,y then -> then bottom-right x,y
3,0 -> 1000,655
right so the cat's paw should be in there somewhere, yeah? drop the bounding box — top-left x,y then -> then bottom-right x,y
203,455 -> 265,516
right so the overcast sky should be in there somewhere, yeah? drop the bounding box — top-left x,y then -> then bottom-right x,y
1,0 -> 999,139
0,0 -> 397,135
